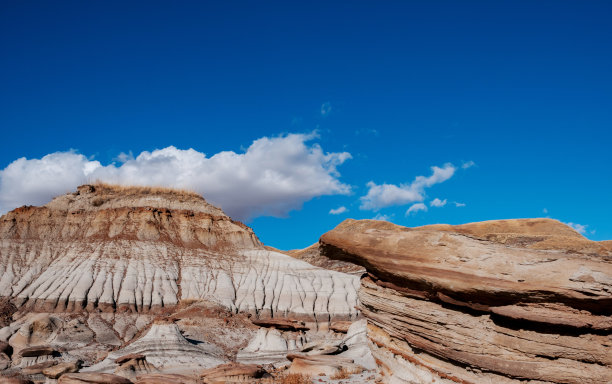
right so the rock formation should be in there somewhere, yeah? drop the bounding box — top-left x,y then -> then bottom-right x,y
0,184 -> 362,381
320,218 -> 612,383
2,183 -> 610,383
0,184 -> 359,321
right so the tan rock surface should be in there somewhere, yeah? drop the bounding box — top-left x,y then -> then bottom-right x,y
58,373 -> 133,384
320,218 -> 612,384
42,360 -> 81,378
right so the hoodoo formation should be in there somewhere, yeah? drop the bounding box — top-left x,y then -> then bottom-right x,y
0,184 -> 610,383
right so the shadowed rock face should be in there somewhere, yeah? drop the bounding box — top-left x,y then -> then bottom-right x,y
0,184 -> 359,321
320,218 -> 612,384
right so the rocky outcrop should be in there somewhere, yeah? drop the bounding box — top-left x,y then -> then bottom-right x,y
320,218 -> 612,384
42,360 -> 81,379
86,322 -> 223,374
0,184 -> 359,322
200,362 -> 266,383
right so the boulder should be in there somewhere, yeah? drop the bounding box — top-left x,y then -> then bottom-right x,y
200,362 -> 265,383
58,373 -> 133,384
329,321 -> 352,333
115,354 -> 145,365
287,355 -> 359,377
298,340 -> 344,356
20,360 -> 57,375
42,360 -> 82,379
18,345 -> 55,357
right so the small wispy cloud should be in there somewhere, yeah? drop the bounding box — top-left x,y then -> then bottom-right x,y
454,202 -> 466,207
543,208 -> 548,214
372,213 -> 393,221
462,160 -> 475,169
329,206 -> 348,215
565,222 -> 588,235
355,128 -> 379,136
430,198 -> 447,207
320,102 -> 332,117
406,203 -> 428,215
360,163 -> 456,211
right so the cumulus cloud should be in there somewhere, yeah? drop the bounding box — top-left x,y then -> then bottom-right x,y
0,133 -> 352,221
565,222 -> 587,235
406,203 -> 427,215
430,198 -> 447,207
329,206 -> 348,215
360,163 -> 456,210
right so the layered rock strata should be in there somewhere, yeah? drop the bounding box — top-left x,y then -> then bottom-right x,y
320,218 -> 612,384
0,184 -> 359,321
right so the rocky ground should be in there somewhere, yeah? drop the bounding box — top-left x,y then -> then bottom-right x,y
1,184 -> 610,383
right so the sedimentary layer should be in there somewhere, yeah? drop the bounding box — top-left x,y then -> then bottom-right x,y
320,218 -> 612,383
0,185 -> 359,321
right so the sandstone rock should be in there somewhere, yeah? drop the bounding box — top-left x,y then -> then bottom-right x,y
328,321 -> 352,333
320,218 -> 612,384
200,362 -> 265,383
287,355 -> 359,377
133,373 -> 198,384
20,360 -> 57,375
0,378 -> 34,384
85,322 -> 224,374
236,328 -> 291,365
115,354 -> 145,365
18,346 -> 55,358
58,373 -> 132,384
42,360 -> 81,378
298,339 -> 344,356
250,318 -> 309,331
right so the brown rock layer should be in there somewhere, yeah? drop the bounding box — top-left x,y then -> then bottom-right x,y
320,218 -> 612,384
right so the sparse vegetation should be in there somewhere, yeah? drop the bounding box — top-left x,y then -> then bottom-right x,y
330,366 -> 363,380
91,182 -> 201,198
278,373 -> 311,384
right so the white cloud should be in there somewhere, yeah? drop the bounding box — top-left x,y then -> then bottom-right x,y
454,202 -> 466,207
360,163 -> 456,210
462,160 -> 475,169
320,102 -> 332,116
565,222 -> 587,235
543,208 -> 548,214
430,198 -> 447,207
406,203 -> 427,215
0,133 -> 352,221
329,206 -> 348,215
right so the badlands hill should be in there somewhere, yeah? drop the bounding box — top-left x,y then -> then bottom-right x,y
0,185 -> 610,384
0,184 -> 366,383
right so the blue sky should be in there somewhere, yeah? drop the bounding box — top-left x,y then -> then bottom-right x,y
1,1 -> 610,249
